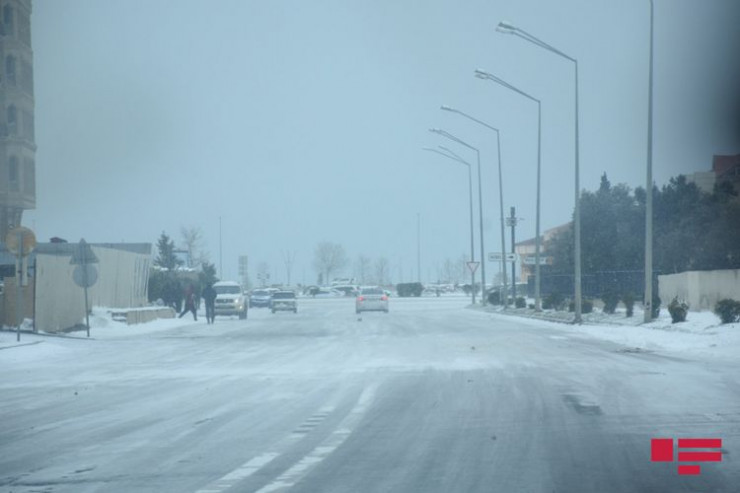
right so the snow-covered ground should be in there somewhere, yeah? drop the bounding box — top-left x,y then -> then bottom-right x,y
484,303 -> 740,360
1,301 -> 737,362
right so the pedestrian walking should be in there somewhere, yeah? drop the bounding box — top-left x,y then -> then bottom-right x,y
178,283 -> 198,321
202,283 -> 217,324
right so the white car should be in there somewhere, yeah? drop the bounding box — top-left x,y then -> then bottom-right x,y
356,286 -> 389,314
271,291 -> 298,313
213,281 -> 248,319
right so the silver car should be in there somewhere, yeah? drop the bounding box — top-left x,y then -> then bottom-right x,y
355,287 -> 389,314
271,290 -> 298,313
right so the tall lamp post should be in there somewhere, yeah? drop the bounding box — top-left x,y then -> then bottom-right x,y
644,0 -> 655,322
440,105 -> 508,308
422,145 -> 477,305
473,70 -> 542,311
496,21 -> 582,323
429,128 -> 486,303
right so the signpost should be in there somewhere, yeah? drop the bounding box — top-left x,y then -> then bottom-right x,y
466,261 -> 480,273
488,252 -> 518,262
6,227 -> 36,342
71,239 -> 99,337
523,256 -> 549,265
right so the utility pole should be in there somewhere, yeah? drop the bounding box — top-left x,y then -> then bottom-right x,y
506,207 -> 519,299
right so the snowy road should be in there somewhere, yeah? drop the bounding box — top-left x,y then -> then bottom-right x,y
1,297 -> 738,492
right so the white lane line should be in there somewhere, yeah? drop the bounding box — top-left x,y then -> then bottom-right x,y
256,384 -> 378,493
194,453 -> 279,493
194,406 -> 335,493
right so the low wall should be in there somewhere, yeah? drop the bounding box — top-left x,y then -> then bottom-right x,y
658,269 -> 740,311
109,307 -> 175,325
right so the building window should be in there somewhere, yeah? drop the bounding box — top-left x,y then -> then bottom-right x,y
5,55 -> 16,86
3,5 -> 14,36
7,105 -> 16,135
18,11 -> 30,46
21,60 -> 32,95
8,156 -> 19,191
22,109 -> 33,140
23,157 -> 33,194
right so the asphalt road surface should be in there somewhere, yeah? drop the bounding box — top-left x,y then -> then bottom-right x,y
1,297 -> 738,492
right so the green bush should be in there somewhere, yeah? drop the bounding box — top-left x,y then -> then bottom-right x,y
601,291 -> 620,314
714,299 -> 740,324
543,292 -> 565,311
569,298 -> 593,313
487,290 -> 501,305
622,292 -> 635,318
667,296 -> 689,323
515,297 -> 526,308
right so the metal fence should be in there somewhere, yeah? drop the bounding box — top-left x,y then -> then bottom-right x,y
527,270 -> 659,299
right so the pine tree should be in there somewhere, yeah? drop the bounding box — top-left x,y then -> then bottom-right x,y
154,232 -> 182,270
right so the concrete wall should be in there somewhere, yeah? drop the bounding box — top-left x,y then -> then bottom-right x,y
34,244 -> 152,332
659,269 -> 740,311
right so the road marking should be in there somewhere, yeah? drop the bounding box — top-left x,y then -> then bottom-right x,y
194,407 -> 335,493
256,384 -> 378,493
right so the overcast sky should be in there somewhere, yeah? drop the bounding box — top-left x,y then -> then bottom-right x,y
27,0 -> 740,284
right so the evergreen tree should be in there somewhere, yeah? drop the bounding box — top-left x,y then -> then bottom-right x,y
198,262 -> 219,287
154,231 -> 182,270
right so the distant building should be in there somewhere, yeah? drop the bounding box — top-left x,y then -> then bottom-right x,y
513,223 -> 568,283
686,154 -> 740,194
0,0 -> 35,241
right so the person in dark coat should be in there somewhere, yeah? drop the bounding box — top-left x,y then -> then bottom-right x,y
202,283 -> 217,324
178,283 -> 198,320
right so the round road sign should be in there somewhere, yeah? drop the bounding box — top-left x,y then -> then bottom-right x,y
73,264 -> 99,288
5,226 -> 36,256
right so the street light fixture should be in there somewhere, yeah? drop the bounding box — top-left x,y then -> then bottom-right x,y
422,144 -> 477,305
440,105 -> 508,308
473,70 -> 542,312
495,21 -> 583,323
429,128 -> 486,303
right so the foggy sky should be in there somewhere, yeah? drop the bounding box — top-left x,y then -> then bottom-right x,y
27,0 -> 740,284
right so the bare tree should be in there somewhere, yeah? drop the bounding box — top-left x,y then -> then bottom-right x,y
313,242 -> 348,285
257,261 -> 271,287
442,258 -> 456,283
180,226 -> 208,268
458,254 -> 468,283
354,254 -> 371,285
374,256 -> 390,286
282,250 -> 297,286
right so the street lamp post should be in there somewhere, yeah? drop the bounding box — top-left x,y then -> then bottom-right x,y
644,0 -> 655,322
422,146 -> 477,305
496,21 -> 582,323
429,128 -> 486,304
439,106 -> 508,308
473,70 -> 542,311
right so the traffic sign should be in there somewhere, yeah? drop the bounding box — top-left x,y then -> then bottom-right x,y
70,239 -> 98,265
523,256 -> 550,265
6,226 -> 36,256
466,261 -> 480,273
488,252 -> 518,262
73,264 -> 99,288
